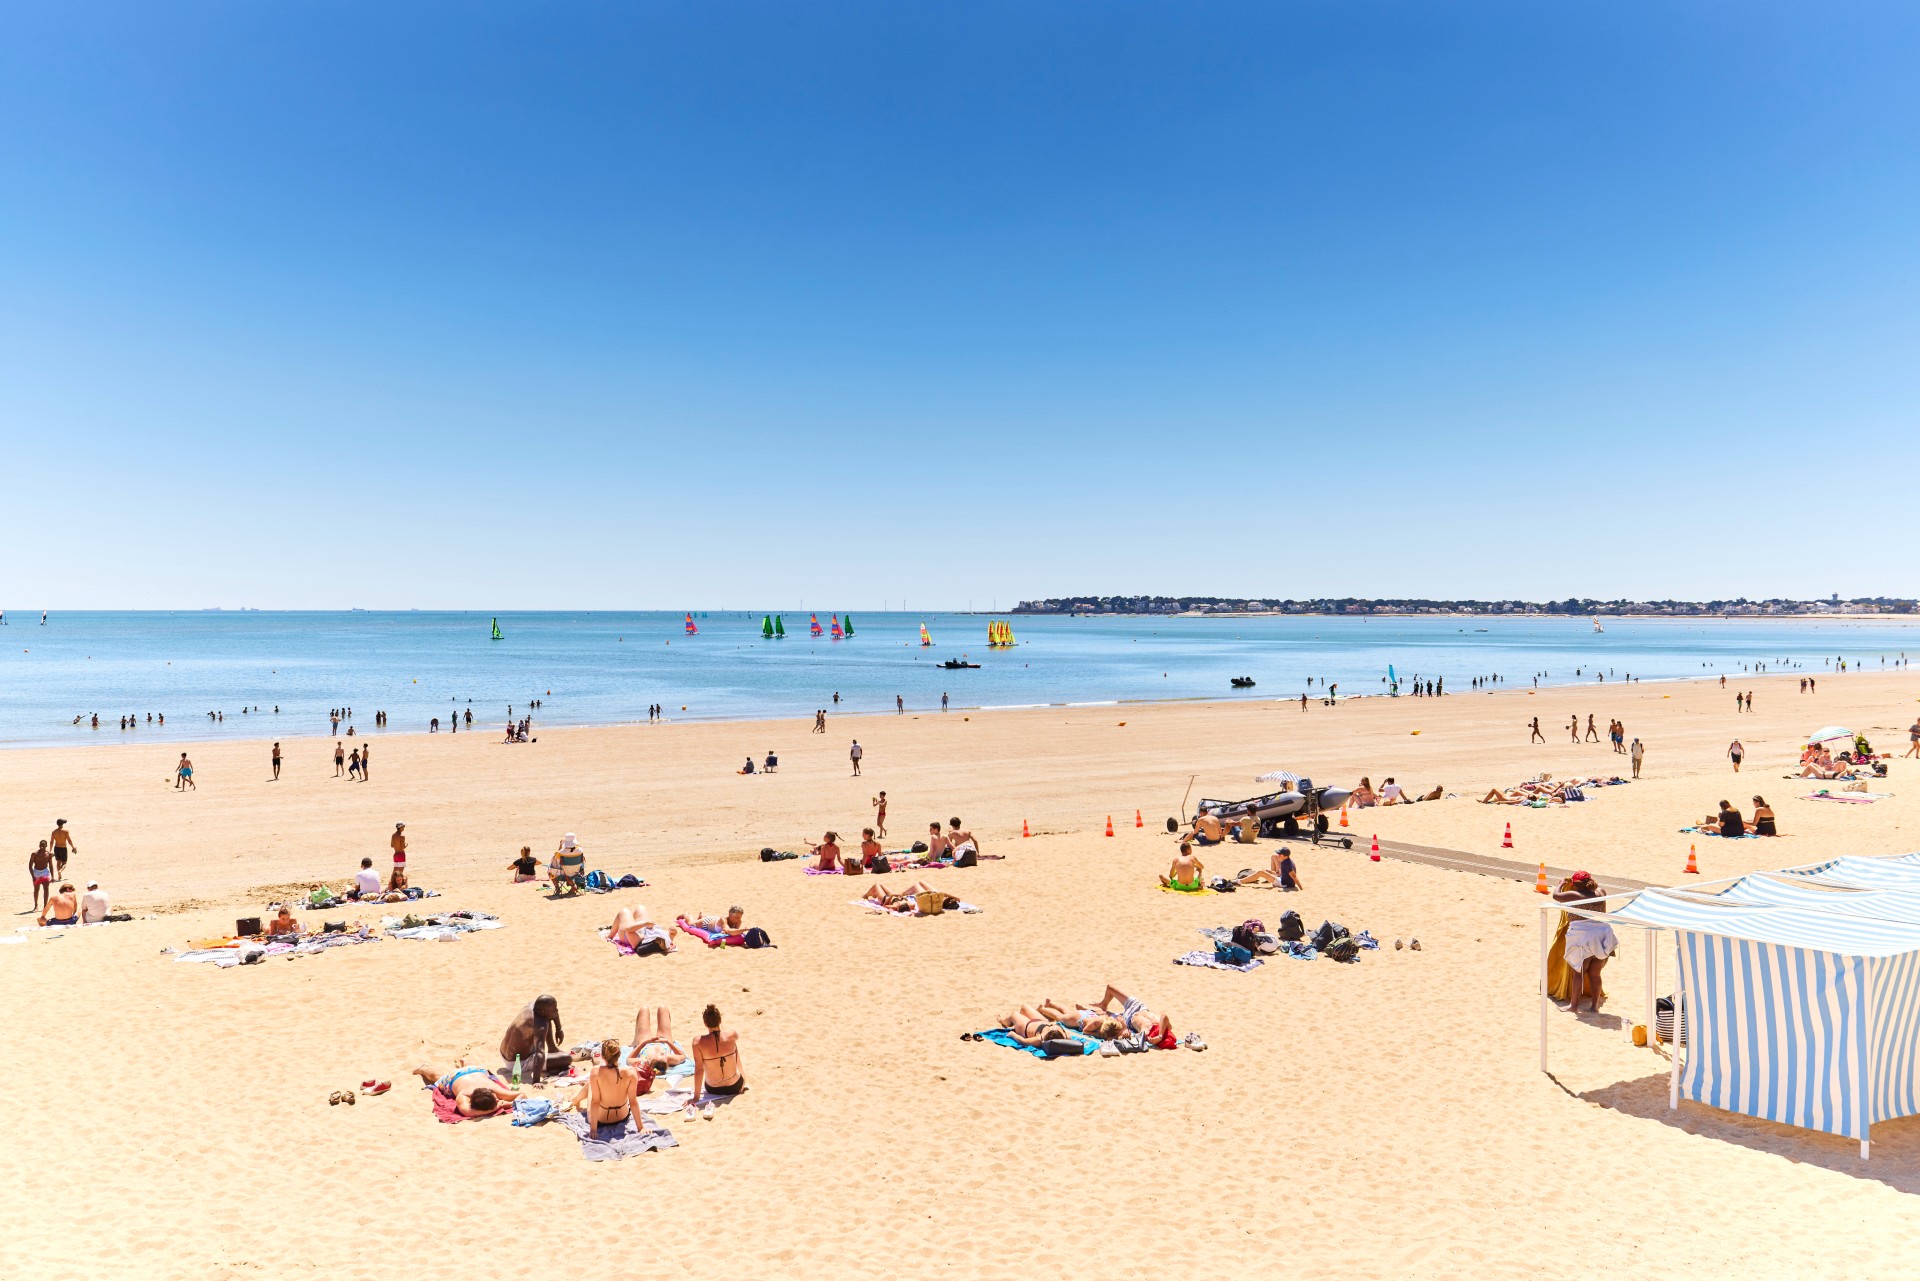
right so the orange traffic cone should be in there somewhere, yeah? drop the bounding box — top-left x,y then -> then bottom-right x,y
1105,816 -> 1114,837
1534,862 -> 1549,894
1684,844 -> 1699,875
1502,822 -> 1514,850
1021,820 -> 1030,838
1339,805 -> 1350,828
1135,809 -> 1143,828
1370,834 -> 1381,861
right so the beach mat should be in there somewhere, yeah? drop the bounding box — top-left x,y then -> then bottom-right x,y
1159,884 -> 1216,895
976,1028 -> 1096,1058
553,1111 -> 678,1160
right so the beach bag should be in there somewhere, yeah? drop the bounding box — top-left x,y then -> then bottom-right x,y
323,920 -> 346,934
1208,877 -> 1237,893
1310,920 -> 1349,952
1038,1038 -> 1083,1059
1323,936 -> 1360,963
953,847 -> 978,868
911,841 -> 928,854
760,847 -> 778,861
616,874 -> 643,888
236,916 -> 262,937
1565,786 -> 1585,802
633,1063 -> 657,1095
868,854 -> 891,874
583,870 -> 614,893
1277,910 -> 1305,942
741,927 -> 773,948
1231,920 -> 1265,952
914,891 -> 946,916
1655,994 -> 1687,1046
1214,939 -> 1254,966
634,936 -> 669,957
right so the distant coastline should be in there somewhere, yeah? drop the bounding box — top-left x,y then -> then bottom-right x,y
1014,596 -> 1918,618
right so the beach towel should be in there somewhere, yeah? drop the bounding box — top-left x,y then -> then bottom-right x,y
1174,949 -> 1263,973
976,1028 -> 1096,1059
1159,884 -> 1216,895
1678,826 -> 1767,837
510,1098 -> 558,1127
430,1089 -> 504,1125
553,1112 -> 678,1160
803,865 -> 856,876
1803,791 -> 1891,804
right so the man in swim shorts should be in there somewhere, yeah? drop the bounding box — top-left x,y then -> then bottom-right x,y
410,1064 -> 527,1117
40,882 -> 79,927
1160,842 -> 1204,891
29,840 -> 54,913
390,822 -> 407,873
49,820 -> 76,878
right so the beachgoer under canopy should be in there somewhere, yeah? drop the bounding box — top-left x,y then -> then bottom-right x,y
609,904 -> 675,954
1159,842 -> 1204,891
1563,896 -> 1617,1015
691,1004 -> 746,1103
1544,872 -> 1603,1003
410,1063 -> 526,1118
995,1006 -> 1075,1047
1090,985 -> 1175,1047
500,995 -> 569,1082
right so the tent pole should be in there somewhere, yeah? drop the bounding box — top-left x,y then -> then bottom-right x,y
1863,960 -> 1874,1162
1539,907 -> 1550,1073
1644,925 -> 1656,1047
1669,930 -> 1682,1110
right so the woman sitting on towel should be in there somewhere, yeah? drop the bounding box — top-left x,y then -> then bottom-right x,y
1751,796 -> 1778,836
691,1004 -> 746,1102
1350,777 -> 1379,808
510,846 -> 539,882
1715,799 -> 1745,837
1036,999 -> 1125,1040
577,1038 -> 642,1129
1159,843 -> 1204,891
499,994 -> 569,1083
995,1006 -> 1076,1048
609,904 -> 675,954
808,831 -> 843,873
1090,985 -> 1175,1047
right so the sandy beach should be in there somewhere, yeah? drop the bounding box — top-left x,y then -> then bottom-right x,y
7,669 -> 1920,1279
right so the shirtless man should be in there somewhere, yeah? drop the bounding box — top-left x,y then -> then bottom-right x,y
872,791 -> 888,838
1529,717 -> 1544,744
1160,842 -> 1204,891
49,820 -> 76,879
39,881 -> 79,927
29,841 -> 54,913
176,753 -> 195,790
499,995 -> 569,1082
334,742 -> 345,776
946,817 -> 979,860
920,822 -> 950,863
1190,810 -> 1226,844
409,1063 -> 527,1117
1091,985 -> 1175,1047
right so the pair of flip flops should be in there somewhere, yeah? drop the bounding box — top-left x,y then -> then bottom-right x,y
960,1032 -> 985,1041
328,1091 -> 356,1106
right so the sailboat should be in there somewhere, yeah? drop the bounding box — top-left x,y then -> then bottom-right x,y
919,623 -> 932,647
684,613 -> 699,636
762,615 -> 774,639
490,617 -> 503,641
986,619 -> 1016,647
1592,618 -> 1605,633
843,614 -> 854,638
830,614 -> 844,640
774,615 -> 786,638
809,614 -> 823,637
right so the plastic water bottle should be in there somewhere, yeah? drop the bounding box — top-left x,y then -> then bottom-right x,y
512,1054 -> 523,1087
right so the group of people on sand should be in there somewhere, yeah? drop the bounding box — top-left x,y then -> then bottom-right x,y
1159,841 -> 1304,892
808,816 -> 980,874
737,750 -> 779,774
1347,777 -> 1443,807
412,994 -> 745,1123
1796,743 -> 1861,780
1695,796 -> 1777,837
860,880 -> 961,914
28,820 -> 111,925
990,986 -> 1183,1050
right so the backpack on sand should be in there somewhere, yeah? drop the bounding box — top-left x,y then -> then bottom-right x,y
1277,911 -> 1305,942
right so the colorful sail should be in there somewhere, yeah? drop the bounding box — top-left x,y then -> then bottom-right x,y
809,614 -> 823,637
920,623 -> 932,647
685,613 -> 699,635
830,614 -> 843,639
762,615 -> 774,638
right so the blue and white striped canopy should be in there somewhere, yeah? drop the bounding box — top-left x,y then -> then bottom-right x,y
1611,888 -> 1920,956
1783,856 -> 1920,890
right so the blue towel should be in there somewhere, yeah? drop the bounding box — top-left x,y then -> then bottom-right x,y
553,1111 -> 678,1159
1174,949 -> 1263,973
510,1097 -> 557,1127
976,1028 -> 1096,1058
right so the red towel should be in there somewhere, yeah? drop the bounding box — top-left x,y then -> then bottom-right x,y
430,1089 -> 502,1124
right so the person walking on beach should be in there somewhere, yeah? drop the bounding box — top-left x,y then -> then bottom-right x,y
1630,737 -> 1644,778
334,742 -> 345,777
849,739 -> 863,776
49,820 -> 76,879
1567,716 -> 1579,744
1905,720 -> 1920,759
1584,715 -> 1599,743
1728,739 -> 1745,773
176,753 -> 195,790
30,841 -> 55,914
1530,717 -> 1544,744
271,741 -> 282,780
872,791 -> 887,838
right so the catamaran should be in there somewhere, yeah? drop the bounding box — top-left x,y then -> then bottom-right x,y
809,614 -> 823,637
919,622 -> 932,647
490,617 -> 503,641
774,615 -> 786,638
684,613 -> 699,635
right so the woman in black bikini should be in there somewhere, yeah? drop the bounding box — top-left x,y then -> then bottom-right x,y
580,1038 -> 640,1132
691,1004 -> 746,1104
992,1007 -> 1074,1047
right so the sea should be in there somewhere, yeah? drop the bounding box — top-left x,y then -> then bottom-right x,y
3,610 -> 1917,748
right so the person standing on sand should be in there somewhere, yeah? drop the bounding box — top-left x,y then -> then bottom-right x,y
29,840 -> 55,913
334,742 -> 345,777
391,823 -> 408,876
271,742 -> 281,780
1630,737 -> 1644,778
1585,715 -> 1599,743
872,791 -> 888,838
849,739 -> 863,776
1904,720 -> 1920,759
1567,716 -> 1579,744
348,746 -> 361,780
943,692 -> 950,710
896,695 -> 903,712
176,753 -> 195,790
49,820 -> 76,879
359,743 -> 370,782
1728,739 -> 1745,773
1530,717 -> 1543,744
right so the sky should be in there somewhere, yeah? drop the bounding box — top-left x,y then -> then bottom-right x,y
2,2 -> 1917,609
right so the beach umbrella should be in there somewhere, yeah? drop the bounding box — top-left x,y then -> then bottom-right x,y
1256,770 -> 1303,784
1807,725 -> 1855,747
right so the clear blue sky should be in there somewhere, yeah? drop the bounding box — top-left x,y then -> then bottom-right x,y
4,2 -> 1917,609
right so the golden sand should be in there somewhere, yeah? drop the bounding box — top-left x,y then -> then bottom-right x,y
6,671 -> 1920,1278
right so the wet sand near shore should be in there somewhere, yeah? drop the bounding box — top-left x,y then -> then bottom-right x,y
5,670 -> 1919,1278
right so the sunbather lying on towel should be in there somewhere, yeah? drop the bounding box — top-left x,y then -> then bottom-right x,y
995,1007 -> 1077,1048
631,1006 -> 687,1070
1036,999 -> 1125,1040
411,1063 -> 528,1117
677,906 -> 746,938
1090,985 -> 1175,1047
609,905 -> 675,954
265,905 -> 303,938
1160,843 -> 1205,890
860,880 -> 956,913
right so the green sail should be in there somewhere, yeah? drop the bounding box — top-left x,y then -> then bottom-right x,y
843,614 -> 854,637
762,615 -> 773,638
490,617 -> 503,640
774,615 -> 786,637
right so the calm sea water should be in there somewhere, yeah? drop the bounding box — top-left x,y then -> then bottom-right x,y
3,610 -> 1916,748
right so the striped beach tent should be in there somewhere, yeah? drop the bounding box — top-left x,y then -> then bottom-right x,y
1554,876 -> 1920,1155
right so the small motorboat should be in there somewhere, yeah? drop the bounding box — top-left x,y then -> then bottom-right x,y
1230,677 -> 1256,688
940,660 -> 981,670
